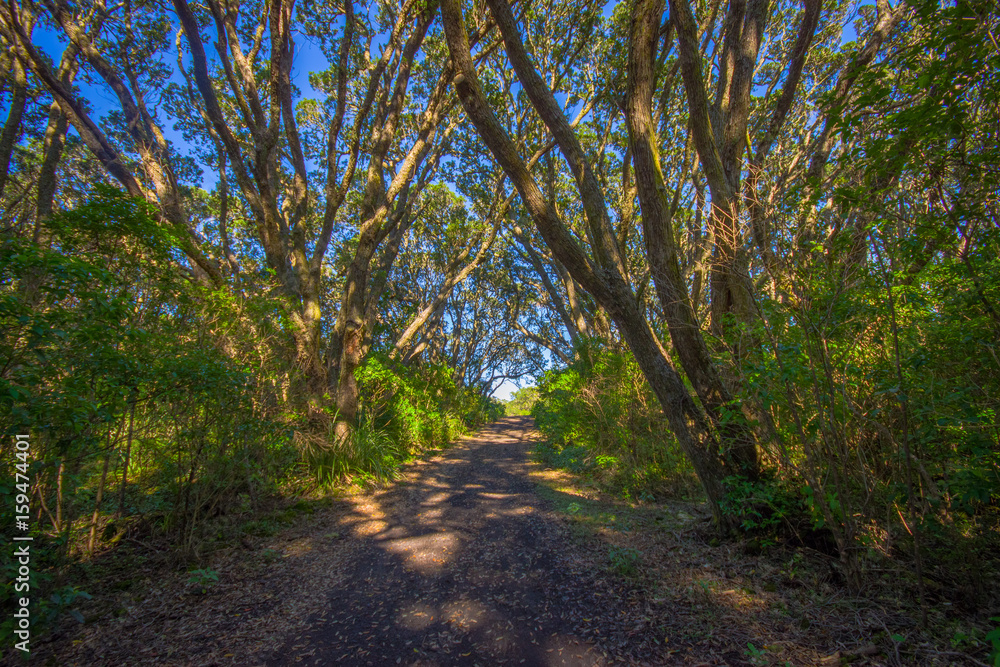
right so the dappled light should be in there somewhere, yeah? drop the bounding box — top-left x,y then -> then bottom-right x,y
2,0 -> 998,663
269,418 -> 616,665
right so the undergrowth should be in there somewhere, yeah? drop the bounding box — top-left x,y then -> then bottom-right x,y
531,340 -> 701,502
0,194 -> 505,647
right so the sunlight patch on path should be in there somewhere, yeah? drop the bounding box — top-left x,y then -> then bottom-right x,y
268,418 -> 615,667
381,531 -> 459,574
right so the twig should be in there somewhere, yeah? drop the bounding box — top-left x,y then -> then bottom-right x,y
922,649 -> 992,667
895,505 -> 912,536
880,617 -> 902,666
126,537 -> 160,552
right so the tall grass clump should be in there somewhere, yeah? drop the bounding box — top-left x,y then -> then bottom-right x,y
297,419 -> 407,487
294,355 -> 505,487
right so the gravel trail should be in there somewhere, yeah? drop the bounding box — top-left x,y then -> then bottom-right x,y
268,417 -> 647,667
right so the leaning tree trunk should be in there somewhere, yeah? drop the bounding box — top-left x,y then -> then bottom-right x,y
0,48 -> 29,200
625,0 -> 760,478
440,0 -> 739,524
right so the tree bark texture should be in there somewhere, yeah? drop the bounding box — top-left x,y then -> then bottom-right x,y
441,0 -> 738,522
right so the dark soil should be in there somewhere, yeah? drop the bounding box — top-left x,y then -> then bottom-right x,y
267,416 -> 654,667
13,417 -> 990,666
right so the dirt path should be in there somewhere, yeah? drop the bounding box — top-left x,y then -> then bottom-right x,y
267,417 -> 650,667
19,418 -> 977,667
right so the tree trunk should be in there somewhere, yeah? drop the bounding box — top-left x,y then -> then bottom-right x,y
626,0 -> 759,479
330,190 -> 392,434
440,0 -> 738,523
609,292 -> 731,520
332,263 -> 369,439
36,43 -> 81,233
87,453 -> 110,554
118,401 -> 135,517
666,0 -> 775,337
289,275 -> 327,412
0,53 -> 29,200
35,104 -> 69,225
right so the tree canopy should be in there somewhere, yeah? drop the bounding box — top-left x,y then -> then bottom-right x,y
1,0 -> 998,649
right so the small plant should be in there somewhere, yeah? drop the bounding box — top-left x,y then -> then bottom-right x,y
745,642 -> 767,666
566,502 -> 582,514
187,568 -> 219,594
607,546 -> 641,577
986,617 -> 1000,667
782,551 -> 805,582
41,586 -> 92,626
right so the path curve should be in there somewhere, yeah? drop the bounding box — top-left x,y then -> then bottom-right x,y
268,417 -> 648,667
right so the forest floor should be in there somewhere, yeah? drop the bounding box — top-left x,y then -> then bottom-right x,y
10,417 -> 989,666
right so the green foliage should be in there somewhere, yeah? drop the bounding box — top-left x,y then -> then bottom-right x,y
3,0 -> 999,655
357,355 -> 500,455
607,545 -> 642,577
42,586 -> 92,626
298,355 -> 505,486
0,190 -> 296,638
720,476 -> 803,539
303,419 -> 406,487
532,343 -> 699,500
744,642 -> 765,663
187,568 -> 219,594
0,583 -> 91,646
987,618 -> 1000,667
504,386 -> 539,416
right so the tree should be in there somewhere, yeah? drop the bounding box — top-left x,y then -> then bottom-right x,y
441,0 -> 737,520
439,0 -> 921,520
3,0 -> 479,436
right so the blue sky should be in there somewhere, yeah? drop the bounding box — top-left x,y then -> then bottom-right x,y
13,0 -> 870,401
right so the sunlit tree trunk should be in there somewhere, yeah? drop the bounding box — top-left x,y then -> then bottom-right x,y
440,0 -> 736,522
0,14 -> 32,200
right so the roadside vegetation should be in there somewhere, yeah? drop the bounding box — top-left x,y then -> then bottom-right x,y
1,0 -> 998,661
0,193 -> 505,643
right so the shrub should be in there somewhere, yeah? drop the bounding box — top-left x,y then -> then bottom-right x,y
532,341 -> 700,500
505,386 -> 540,415
300,419 -> 406,487
356,355 -> 501,456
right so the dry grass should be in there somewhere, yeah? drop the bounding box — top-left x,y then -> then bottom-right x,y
7,420 -> 994,667
526,424 -> 995,666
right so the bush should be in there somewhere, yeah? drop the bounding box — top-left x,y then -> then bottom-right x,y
351,355 -> 502,459
0,190 -> 302,642
532,341 -> 700,501
505,386 -> 539,415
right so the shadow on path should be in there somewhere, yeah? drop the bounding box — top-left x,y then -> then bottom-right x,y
267,417 -> 638,667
